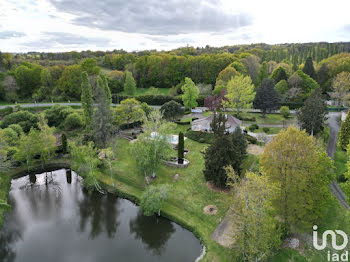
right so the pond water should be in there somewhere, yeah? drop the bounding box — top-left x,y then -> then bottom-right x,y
0,169 -> 201,262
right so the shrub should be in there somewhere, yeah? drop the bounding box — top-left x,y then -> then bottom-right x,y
116,94 -> 206,106
280,106 -> 290,119
249,124 -> 259,131
245,134 -> 258,144
0,111 -> 39,132
140,102 -> 153,117
64,113 -> 84,130
44,104 -> 74,127
3,127 -> 18,145
185,130 -> 213,143
262,127 -> 270,133
160,100 -> 184,120
0,107 -> 13,117
8,124 -> 23,136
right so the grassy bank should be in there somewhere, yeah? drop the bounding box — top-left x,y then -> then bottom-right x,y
98,137 -> 234,261
0,135 -> 235,261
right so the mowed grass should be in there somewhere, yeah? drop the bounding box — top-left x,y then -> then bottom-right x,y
201,111 -> 294,126
120,88 -> 171,96
243,112 -> 295,126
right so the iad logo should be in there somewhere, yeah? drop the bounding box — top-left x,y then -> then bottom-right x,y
313,225 -> 349,261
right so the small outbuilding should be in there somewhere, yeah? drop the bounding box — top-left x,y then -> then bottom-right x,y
191,114 -> 242,133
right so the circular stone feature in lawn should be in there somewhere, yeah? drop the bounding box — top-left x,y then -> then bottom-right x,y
203,205 -> 218,215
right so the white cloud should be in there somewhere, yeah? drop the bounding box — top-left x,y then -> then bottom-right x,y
0,0 -> 350,52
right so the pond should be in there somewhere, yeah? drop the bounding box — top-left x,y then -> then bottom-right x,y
0,169 -> 202,262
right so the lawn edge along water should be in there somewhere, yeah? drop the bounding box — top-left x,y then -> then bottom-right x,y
0,160 -> 231,262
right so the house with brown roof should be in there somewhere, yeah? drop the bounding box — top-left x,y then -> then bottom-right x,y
191,114 -> 242,133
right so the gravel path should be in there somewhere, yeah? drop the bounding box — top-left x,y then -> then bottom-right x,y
327,112 -> 349,209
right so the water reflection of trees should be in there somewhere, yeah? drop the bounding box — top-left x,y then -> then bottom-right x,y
0,227 -> 18,262
0,196 -> 24,262
78,191 -> 120,239
129,212 -> 175,256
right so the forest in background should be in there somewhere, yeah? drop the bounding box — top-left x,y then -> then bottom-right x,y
1,42 -> 350,107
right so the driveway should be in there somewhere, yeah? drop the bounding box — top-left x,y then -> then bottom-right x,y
326,112 -> 349,209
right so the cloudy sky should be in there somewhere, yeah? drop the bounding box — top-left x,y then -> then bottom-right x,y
0,0 -> 350,52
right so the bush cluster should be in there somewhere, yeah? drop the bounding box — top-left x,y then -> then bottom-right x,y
244,134 -> 258,144
115,94 -> 206,106
0,107 -> 14,117
262,127 -> 270,133
185,130 -> 213,143
0,111 -> 39,132
44,104 -> 74,127
64,112 -> 84,130
248,124 -> 259,131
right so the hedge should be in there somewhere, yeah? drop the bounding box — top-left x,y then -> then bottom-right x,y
185,130 -> 213,143
279,102 -> 304,109
113,94 -> 206,106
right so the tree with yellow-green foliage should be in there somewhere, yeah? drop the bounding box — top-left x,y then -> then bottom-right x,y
225,75 -> 255,117
260,127 -> 333,232
114,98 -> 144,126
340,112 -> 350,150
228,169 -> 281,261
215,66 -> 239,88
181,77 -> 199,110
37,114 -> 56,167
81,71 -> 94,128
124,70 -> 137,95
332,71 -> 350,110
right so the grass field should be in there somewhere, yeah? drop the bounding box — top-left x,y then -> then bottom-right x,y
247,126 -> 282,134
243,112 -> 295,126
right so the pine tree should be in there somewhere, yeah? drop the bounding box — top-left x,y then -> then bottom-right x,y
271,66 -> 288,83
81,71 -> 94,127
231,127 -> 247,172
203,113 -> 247,188
317,63 -> 329,92
255,61 -> 268,86
302,57 -> 316,80
177,131 -> 184,164
61,133 -> 67,154
297,88 -> 326,136
102,74 -> 112,104
340,113 -> 350,150
253,79 -> 280,116
92,76 -> 112,148
124,70 -> 137,95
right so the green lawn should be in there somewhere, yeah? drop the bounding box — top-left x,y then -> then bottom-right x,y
243,112 -> 295,125
119,88 -> 171,96
98,135 -> 233,261
247,126 -> 282,134
201,111 -> 293,126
